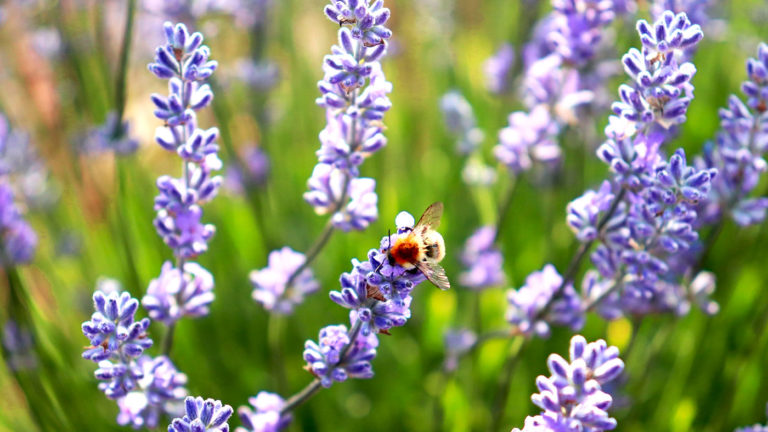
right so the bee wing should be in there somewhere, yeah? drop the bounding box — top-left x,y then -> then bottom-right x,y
414,202 -> 444,231
416,261 -> 451,290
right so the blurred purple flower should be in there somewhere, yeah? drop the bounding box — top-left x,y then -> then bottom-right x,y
82,112 -> 139,155
443,328 -> 477,372
440,91 -> 485,155
651,0 -> 713,28
484,43 -> 515,94
459,226 -> 505,289
2,320 -> 36,371
224,146 -> 270,194
236,392 -> 292,432
495,105 -> 561,173
548,0 -> 616,66
250,247 -> 319,314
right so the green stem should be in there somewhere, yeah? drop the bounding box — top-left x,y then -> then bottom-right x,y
267,313 -> 288,393
493,178 -> 517,243
489,336 -> 527,431
113,0 -> 136,130
115,159 -> 142,292
161,322 -> 176,356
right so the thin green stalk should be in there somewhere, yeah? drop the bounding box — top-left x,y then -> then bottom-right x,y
493,178 -> 518,243
267,313 -> 288,393
113,0 -> 136,130
489,336 -> 527,431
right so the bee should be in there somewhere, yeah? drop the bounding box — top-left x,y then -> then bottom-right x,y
387,202 -> 451,290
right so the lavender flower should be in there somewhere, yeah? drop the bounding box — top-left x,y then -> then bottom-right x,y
306,0 -> 393,225
697,43 -> 768,226
168,396 -> 233,432
148,21 -> 222,260
303,324 -> 379,388
329,211 -> 429,336
512,335 -> 624,432
440,91 -> 485,155
0,116 -> 40,265
323,0 -> 392,46
250,247 -> 319,314
651,0 -> 714,28
0,182 -> 37,265
2,320 -> 36,371
548,0 -> 616,66
443,328 -> 477,372
83,112 -> 139,155
567,181 -> 615,242
612,11 -> 703,132
82,290 -> 152,362
236,392 -> 292,432
116,355 -> 188,429
142,261 -> 215,325
224,145 -> 270,194
506,264 -> 584,338
458,226 -> 505,289
494,105 -> 561,173
303,164 -> 379,231
484,43 -> 515,94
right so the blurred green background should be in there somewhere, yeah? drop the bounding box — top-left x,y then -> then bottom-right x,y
1,0 -> 768,431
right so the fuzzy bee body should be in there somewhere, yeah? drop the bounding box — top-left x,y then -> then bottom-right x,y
387,202 -> 450,290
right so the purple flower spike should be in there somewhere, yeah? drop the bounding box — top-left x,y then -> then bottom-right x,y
611,11 -> 703,133
82,290 -> 152,362
148,21 -> 221,265
236,392 -> 292,432
513,335 -> 624,432
303,324 -> 379,388
506,264 -> 584,338
459,226 -> 505,289
142,261 -> 216,325
168,396 -> 233,432
250,247 -> 319,315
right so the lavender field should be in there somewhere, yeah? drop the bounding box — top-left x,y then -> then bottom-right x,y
2,1 -> 768,431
